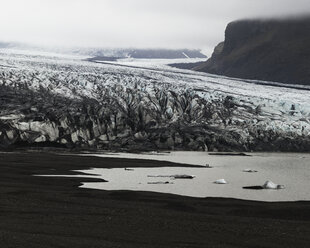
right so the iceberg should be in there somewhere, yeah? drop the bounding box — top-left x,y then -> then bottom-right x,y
263,180 -> 285,189
243,180 -> 284,190
214,179 -> 227,184
242,169 -> 258,173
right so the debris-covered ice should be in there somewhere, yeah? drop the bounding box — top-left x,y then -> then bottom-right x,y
0,49 -> 309,151
242,169 -> 258,173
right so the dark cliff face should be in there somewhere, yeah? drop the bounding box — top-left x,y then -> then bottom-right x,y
195,17 -> 310,85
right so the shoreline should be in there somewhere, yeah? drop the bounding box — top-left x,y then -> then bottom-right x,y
0,152 -> 310,247
74,151 -> 310,202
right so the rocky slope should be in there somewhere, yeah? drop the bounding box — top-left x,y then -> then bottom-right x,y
195,17 -> 310,85
0,50 -> 309,152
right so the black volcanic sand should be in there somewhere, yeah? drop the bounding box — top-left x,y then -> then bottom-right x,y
0,152 -> 309,248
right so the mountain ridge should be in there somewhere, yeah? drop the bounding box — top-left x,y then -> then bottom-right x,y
193,17 -> 310,85
0,42 -> 207,59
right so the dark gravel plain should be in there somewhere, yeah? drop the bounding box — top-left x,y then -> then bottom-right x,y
0,152 -> 309,248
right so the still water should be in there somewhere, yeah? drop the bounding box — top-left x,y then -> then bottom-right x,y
78,152 -> 310,202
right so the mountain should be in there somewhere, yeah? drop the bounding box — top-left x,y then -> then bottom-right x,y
0,42 -> 207,60
194,17 -> 310,85
126,49 -> 206,59
0,42 -> 18,48
84,48 -> 207,60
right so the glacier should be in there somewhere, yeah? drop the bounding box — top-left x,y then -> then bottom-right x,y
0,49 -> 309,151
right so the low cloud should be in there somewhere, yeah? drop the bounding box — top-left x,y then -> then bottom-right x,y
1,0 -> 310,55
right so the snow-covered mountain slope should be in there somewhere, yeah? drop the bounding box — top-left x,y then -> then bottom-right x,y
0,49 -> 309,151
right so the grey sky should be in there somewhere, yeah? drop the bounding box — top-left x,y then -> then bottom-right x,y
1,0 -> 310,55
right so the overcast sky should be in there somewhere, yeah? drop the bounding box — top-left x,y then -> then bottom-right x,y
1,0 -> 310,55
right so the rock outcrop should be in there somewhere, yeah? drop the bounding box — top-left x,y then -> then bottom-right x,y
195,17 -> 310,85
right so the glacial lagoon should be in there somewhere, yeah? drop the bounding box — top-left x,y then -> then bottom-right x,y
76,152 -> 310,202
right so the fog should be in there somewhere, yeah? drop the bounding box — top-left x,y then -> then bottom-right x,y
1,0 -> 310,55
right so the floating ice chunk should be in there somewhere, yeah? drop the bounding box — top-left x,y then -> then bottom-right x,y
148,175 -> 171,178
243,169 -> 258,173
147,174 -> 195,179
147,181 -> 173,184
263,180 -> 284,189
214,179 -> 227,184
172,174 -> 195,179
